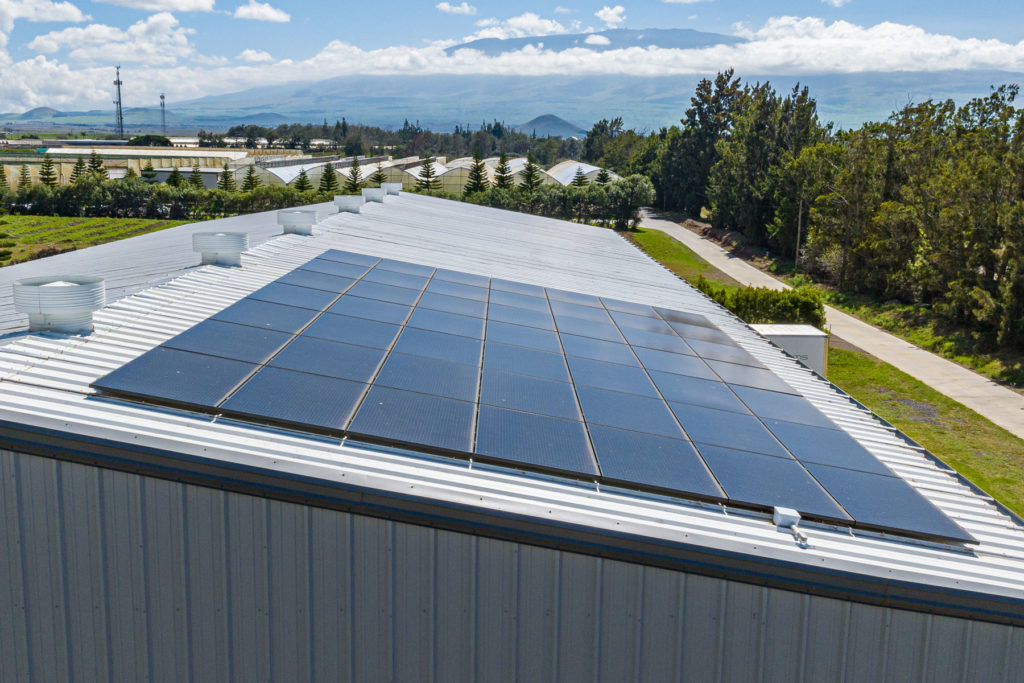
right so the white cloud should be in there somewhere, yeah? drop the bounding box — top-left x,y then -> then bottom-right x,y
0,0 -> 88,45
584,34 -> 610,45
28,12 -> 194,64
95,0 -> 214,10
595,5 -> 625,29
237,47 -> 272,62
661,0 -> 709,4
554,5 -> 572,13
821,0 -> 850,6
233,0 -> 288,22
436,1 -> 475,15
468,12 -> 566,41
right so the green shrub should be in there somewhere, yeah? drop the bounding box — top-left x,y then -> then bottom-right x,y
694,276 -> 826,328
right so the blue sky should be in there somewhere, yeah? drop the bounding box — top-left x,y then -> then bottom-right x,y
1,0 -> 1022,111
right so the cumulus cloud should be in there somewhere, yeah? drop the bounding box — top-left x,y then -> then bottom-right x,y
436,1 -> 475,15
661,0 -> 709,3
96,0 -> 214,10
468,12 -> 566,40
237,47 -> 272,62
821,0 -> 851,6
595,5 -> 625,29
8,16 -> 1024,112
584,34 -> 610,45
28,12 -> 194,64
0,0 -> 87,45
233,0 -> 288,22
554,5 -> 572,13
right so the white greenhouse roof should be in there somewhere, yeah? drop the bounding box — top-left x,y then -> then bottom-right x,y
547,160 -> 618,185
0,194 -> 1021,621
44,147 -> 249,160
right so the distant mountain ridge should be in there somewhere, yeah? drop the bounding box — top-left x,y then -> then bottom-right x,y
515,115 -> 587,138
446,28 -> 743,56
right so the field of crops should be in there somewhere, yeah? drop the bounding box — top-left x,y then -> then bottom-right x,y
0,215 -> 187,265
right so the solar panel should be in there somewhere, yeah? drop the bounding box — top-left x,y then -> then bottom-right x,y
90,249 -> 974,544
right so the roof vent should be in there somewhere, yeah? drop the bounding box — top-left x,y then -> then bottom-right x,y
13,275 -> 106,334
381,182 -> 403,195
277,209 -> 318,235
192,231 -> 248,267
335,195 -> 365,213
362,187 -> 385,203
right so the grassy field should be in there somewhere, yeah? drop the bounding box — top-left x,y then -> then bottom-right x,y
0,215 -> 187,265
629,226 -> 1024,517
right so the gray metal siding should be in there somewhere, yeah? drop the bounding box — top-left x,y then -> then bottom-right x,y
2,448 -> 1023,683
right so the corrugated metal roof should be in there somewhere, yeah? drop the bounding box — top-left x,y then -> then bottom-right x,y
0,193 -> 1022,608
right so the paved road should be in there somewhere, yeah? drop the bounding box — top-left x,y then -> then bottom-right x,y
640,210 -> 1024,441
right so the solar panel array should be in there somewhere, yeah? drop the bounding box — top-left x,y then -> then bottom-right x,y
91,249 -> 973,544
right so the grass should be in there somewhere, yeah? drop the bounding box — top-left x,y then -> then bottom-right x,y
828,346 -> 1024,517
628,225 -> 1024,517
0,215 -> 187,265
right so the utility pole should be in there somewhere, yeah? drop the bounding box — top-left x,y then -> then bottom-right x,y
160,93 -> 166,136
113,66 -> 125,140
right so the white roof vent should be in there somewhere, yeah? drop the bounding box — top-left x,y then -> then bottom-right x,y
362,187 -> 385,203
381,182 -> 403,195
277,209 -> 318,235
13,275 -> 106,334
192,231 -> 248,267
335,195 -> 365,213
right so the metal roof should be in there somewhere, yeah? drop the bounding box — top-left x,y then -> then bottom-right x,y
0,193 -> 1022,619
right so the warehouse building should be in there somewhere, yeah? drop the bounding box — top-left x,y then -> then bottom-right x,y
0,194 -> 1021,681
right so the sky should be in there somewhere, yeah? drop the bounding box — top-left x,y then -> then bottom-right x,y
1,0 -> 1023,112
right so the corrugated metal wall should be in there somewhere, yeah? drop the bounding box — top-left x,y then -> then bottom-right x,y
2,448 -> 1022,683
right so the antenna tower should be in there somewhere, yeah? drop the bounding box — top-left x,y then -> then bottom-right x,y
160,93 -> 166,135
113,66 -> 125,139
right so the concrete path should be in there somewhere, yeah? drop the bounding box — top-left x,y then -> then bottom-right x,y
640,210 -> 1024,441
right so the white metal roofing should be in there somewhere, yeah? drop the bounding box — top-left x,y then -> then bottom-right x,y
547,160 -> 620,185
43,147 -> 249,160
0,194 -> 1022,606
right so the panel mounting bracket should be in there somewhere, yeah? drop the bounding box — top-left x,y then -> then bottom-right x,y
774,506 -> 810,548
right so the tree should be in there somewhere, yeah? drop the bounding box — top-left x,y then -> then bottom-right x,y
87,150 -> 107,178
583,117 -> 623,163
342,159 -> 361,193
141,160 -> 157,183
368,163 -> 387,187
416,156 -> 440,192
520,155 -> 542,192
606,175 -> 656,230
126,134 -> 172,147
166,166 -> 185,188
293,169 -> 313,192
217,163 -> 236,191
123,168 -> 137,179
320,162 -> 340,193
188,163 -> 205,189
494,151 -> 514,188
595,167 -> 612,185
464,150 -> 489,195
0,166 -> 8,191
69,156 -> 87,183
17,165 -> 31,189
570,166 -> 589,187
241,165 -> 261,192
38,154 -> 57,187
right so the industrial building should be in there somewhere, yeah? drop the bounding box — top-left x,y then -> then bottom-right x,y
0,193 -> 1021,681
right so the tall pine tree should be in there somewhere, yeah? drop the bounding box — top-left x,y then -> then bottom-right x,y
38,154 -> 57,187
241,165 -> 261,192
594,167 -> 612,185
69,156 -> 87,183
417,156 -> 440,192
369,163 -> 387,187
17,165 -> 31,189
0,166 -> 8,191
570,166 -> 589,187
166,166 -> 185,187
293,169 -> 313,192
520,155 -> 542,193
463,150 -> 489,195
494,151 -> 513,188
343,159 -> 362,193
320,162 -> 341,193
188,163 -> 205,189
141,160 -> 157,183
217,163 -> 236,191
87,150 -> 107,178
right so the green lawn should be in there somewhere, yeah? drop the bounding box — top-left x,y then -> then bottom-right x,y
627,226 -> 1024,517
0,215 -> 187,265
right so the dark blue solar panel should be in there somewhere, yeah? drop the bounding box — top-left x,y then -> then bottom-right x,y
490,290 -> 550,312
417,292 -> 487,318
550,300 -> 612,323
483,342 -> 569,382
301,258 -> 370,279
696,444 -> 850,522
632,348 -> 714,380
319,250 -> 380,267
619,327 -> 693,354
348,386 -> 474,453
705,360 -> 797,395
303,314 -> 401,349
406,308 -> 485,339
268,337 -> 386,383
649,372 -> 749,414
479,370 -> 580,420
567,356 -> 658,398
220,367 -> 366,431
763,419 -> 893,475
375,352 -> 479,401
601,298 -> 658,317
589,425 -> 723,499
654,309 -> 717,328
433,268 -> 489,287
485,320 -> 562,353
608,311 -> 674,334
576,386 -> 684,439
731,386 -> 836,429
164,320 -> 291,364
670,403 -> 789,458
277,270 -> 355,293
393,328 -> 483,365
554,316 -> 623,342
212,299 -> 319,334
327,295 -> 411,324
92,347 -> 255,409
476,406 -> 597,475
490,278 -> 545,297
685,339 -> 763,367
488,303 -> 554,331
347,280 -> 422,306
248,282 -> 337,310
425,280 -> 488,302
802,463 -> 973,542
667,322 -> 736,346
376,259 -> 434,277
546,288 -> 601,307
362,268 -> 429,290
559,334 -> 638,366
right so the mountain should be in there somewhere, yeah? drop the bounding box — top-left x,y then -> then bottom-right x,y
446,28 -> 743,56
18,107 -> 60,120
515,115 -> 587,138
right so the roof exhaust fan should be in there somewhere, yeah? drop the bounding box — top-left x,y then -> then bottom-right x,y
361,187 -> 385,203
192,231 -> 248,267
13,275 -> 106,334
381,182 -> 403,195
277,209 -> 318,235
335,195 -> 365,213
